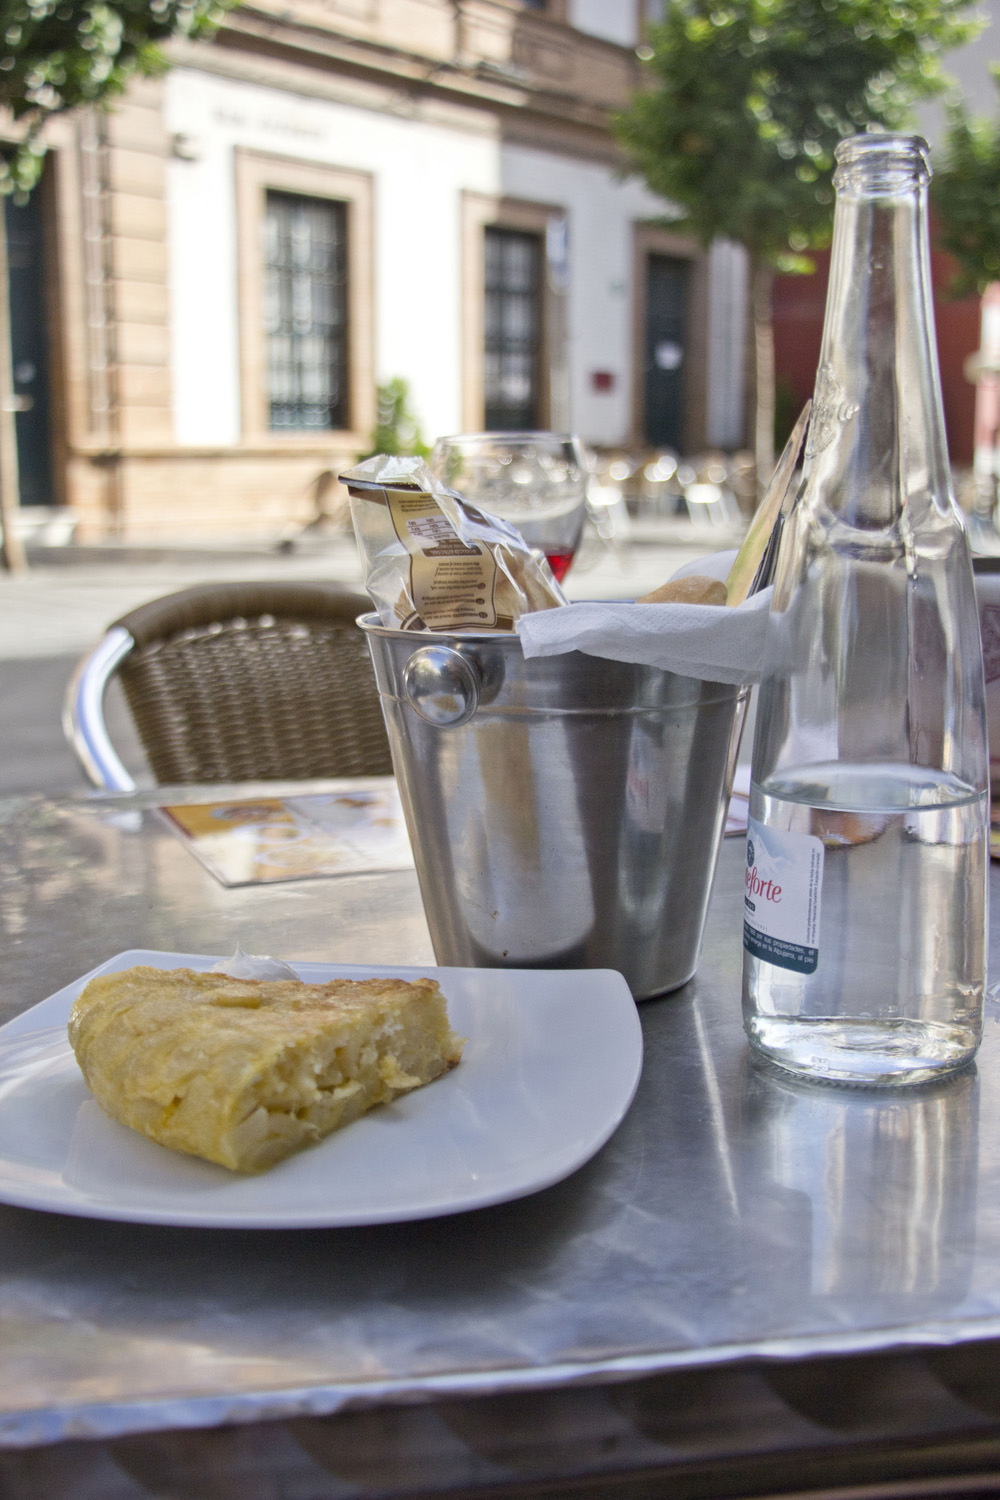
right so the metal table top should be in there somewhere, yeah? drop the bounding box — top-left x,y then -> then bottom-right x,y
1,784 -> 999,1450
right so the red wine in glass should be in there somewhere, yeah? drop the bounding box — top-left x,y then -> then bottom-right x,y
543,548 -> 575,584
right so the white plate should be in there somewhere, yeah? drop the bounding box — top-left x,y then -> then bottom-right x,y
0,952 -> 642,1229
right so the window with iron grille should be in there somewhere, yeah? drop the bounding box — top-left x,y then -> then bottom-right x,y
264,190 -> 348,431
484,226 -> 542,431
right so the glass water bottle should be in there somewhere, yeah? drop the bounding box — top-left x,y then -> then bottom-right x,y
742,133 -> 989,1086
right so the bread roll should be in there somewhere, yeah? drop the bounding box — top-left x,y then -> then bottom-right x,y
639,575 -> 728,606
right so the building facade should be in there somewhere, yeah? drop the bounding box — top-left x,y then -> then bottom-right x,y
3,0 -> 752,542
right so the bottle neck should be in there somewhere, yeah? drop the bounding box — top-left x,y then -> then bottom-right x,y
805,135 -> 951,529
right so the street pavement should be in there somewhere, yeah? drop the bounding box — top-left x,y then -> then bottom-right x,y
0,518 -> 739,796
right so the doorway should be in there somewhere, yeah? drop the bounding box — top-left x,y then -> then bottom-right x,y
483,225 -> 543,431
4,181 -> 55,506
644,252 -> 689,451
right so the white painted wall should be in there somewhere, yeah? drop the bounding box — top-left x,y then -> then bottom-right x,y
567,0 -> 640,48
164,65 -> 743,456
165,70 -> 501,447
165,77 -> 242,447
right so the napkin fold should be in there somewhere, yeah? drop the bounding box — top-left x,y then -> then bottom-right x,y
516,587 -> 772,685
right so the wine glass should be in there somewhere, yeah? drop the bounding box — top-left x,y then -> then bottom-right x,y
429,432 -> 589,584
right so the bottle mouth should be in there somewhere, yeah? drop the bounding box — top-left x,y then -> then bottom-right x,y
833,132 -> 931,193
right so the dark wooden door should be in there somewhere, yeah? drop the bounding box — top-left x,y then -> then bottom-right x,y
4,184 -> 54,506
644,253 -> 689,452
484,226 -> 542,431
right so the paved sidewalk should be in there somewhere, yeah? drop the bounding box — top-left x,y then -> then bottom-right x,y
0,534 -> 366,661
0,522 -> 731,796
0,525 -> 722,659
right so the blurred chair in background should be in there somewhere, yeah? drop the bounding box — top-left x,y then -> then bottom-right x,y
682,454 -> 744,530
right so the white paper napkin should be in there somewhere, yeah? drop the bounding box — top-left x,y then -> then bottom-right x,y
516,586 -> 772,685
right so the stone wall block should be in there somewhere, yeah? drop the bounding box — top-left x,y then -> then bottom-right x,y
108,149 -> 167,199
111,236 -> 169,283
117,406 -> 175,446
115,281 -> 170,324
116,321 -> 171,365
117,365 -> 173,407
111,193 -> 168,241
105,101 -> 172,155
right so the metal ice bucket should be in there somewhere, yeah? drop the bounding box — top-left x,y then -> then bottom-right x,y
360,615 -> 746,999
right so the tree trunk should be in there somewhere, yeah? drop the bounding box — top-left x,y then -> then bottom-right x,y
0,206 -> 26,573
751,259 -> 776,502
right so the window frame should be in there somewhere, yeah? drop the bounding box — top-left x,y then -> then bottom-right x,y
461,192 -> 567,434
263,188 -> 350,434
235,150 -> 374,447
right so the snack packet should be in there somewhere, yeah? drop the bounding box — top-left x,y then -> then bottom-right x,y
342,454 -> 566,632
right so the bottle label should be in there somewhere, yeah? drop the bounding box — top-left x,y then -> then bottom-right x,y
743,817 -> 824,974
381,486 -> 504,630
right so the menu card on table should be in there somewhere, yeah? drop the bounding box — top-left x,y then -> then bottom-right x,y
159,780 -> 414,887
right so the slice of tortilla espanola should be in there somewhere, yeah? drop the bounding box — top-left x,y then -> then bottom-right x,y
68,967 -> 464,1173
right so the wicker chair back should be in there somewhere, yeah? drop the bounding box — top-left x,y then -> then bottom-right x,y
109,581 -> 392,784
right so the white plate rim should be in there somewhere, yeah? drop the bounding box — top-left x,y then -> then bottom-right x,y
0,951 -> 643,1229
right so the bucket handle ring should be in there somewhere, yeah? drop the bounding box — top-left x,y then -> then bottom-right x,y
403,646 -> 480,728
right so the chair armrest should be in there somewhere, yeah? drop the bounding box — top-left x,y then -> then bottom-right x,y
62,627 -> 137,792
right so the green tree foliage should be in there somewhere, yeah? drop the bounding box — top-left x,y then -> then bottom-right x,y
932,72 -> 1000,298
1,0 -> 231,194
615,0 -> 980,485
363,377 -> 429,460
